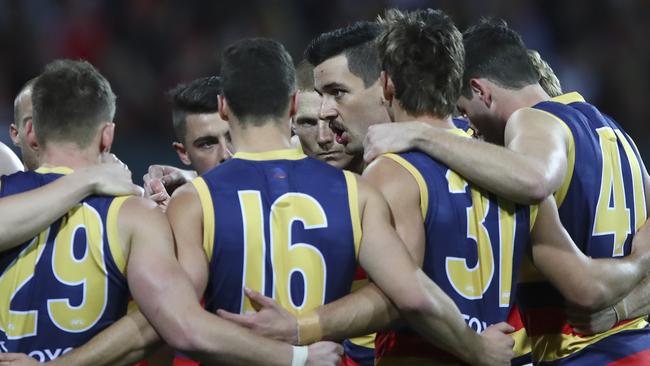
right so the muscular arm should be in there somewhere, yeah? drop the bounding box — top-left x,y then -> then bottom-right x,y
0,142 -> 23,176
125,196 -> 296,366
0,162 -> 140,252
364,109 -> 569,204
531,196 -> 650,310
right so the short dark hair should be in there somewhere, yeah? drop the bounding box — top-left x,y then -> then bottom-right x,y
378,8 -> 464,118
462,19 -> 539,98
305,21 -> 382,87
221,38 -> 295,125
32,59 -> 116,148
168,76 -> 221,141
295,60 -> 315,92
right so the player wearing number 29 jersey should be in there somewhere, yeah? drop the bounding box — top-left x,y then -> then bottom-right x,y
194,149 -> 359,316
0,168 -> 129,358
517,92 -> 650,365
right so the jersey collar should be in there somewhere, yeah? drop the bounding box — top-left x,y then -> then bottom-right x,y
233,148 -> 307,161
35,166 -> 74,175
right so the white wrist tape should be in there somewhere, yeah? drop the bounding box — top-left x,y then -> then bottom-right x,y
291,345 -> 309,366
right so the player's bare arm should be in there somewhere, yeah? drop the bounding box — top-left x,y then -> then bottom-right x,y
363,108 -> 569,204
0,142 -> 23,176
530,196 -> 650,311
0,154 -> 141,252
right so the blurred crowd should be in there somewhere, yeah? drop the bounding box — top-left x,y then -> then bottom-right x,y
1,0 -> 648,181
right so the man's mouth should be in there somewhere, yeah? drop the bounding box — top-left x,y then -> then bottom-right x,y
329,120 -> 349,145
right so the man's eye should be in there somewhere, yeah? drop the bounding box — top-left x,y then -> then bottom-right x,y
332,89 -> 346,98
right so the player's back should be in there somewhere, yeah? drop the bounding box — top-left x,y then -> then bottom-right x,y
194,148 -> 359,316
375,127 -> 535,365
0,167 -> 129,362
517,92 -> 650,364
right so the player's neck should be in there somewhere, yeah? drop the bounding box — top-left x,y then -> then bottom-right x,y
393,107 -> 455,129
502,84 -> 550,120
230,121 -> 293,153
39,143 -> 100,170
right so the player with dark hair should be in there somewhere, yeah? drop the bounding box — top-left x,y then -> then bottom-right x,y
143,76 -> 231,209
363,18 -> 650,365
0,59 -> 342,366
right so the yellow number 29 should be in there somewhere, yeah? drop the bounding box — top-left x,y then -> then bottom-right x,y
0,204 -> 108,339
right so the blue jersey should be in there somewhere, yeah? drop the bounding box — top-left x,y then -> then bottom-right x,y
193,148 -> 360,316
375,128 -> 536,365
517,92 -> 650,364
0,167 -> 129,362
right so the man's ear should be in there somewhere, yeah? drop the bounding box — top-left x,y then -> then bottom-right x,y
380,71 -> 395,107
9,124 -> 20,146
24,120 -> 39,151
288,93 -> 298,118
172,142 -> 192,166
100,122 -> 115,152
218,95 -> 230,122
470,79 -> 492,109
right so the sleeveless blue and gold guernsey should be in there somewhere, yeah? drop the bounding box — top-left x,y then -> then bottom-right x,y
517,92 -> 650,365
374,125 -> 537,366
192,148 -> 361,318
0,167 -> 129,362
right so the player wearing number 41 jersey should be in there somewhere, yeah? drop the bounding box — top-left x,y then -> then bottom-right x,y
364,19 -> 650,365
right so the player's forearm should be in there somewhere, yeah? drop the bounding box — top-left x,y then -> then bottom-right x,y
47,310 -> 161,366
399,270 -> 483,365
311,283 -> 398,343
413,128 -> 551,204
575,257 -> 647,311
0,172 -> 95,251
178,309 -> 294,366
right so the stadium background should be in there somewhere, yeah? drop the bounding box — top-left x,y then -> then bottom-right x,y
0,0 -> 648,183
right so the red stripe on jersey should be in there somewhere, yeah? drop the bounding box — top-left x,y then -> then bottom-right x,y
354,266 -> 368,281
608,350 -> 650,366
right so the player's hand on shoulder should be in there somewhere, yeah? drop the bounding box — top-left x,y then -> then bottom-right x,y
305,341 -> 343,366
363,121 -> 431,162
79,153 -> 143,197
217,288 -> 299,344
0,352 -> 40,366
474,322 -> 515,366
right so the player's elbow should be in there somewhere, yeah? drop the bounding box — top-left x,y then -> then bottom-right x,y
520,172 -> 553,204
162,316 -> 205,353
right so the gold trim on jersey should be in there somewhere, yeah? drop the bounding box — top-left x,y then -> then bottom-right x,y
512,327 -> 533,359
528,108 -> 576,207
530,205 -> 539,231
382,154 -> 429,219
343,171 -> 362,260
107,196 -> 129,275
35,166 -> 74,175
192,177 -> 216,262
531,317 -> 649,363
233,148 -> 306,161
551,92 -> 585,105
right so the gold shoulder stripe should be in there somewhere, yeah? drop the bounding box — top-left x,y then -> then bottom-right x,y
343,171 -> 362,260
107,196 -> 130,275
531,108 -> 575,207
191,177 -> 216,262
382,154 -> 429,219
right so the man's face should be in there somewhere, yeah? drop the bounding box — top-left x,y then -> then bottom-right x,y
175,112 -> 231,175
293,91 -> 357,169
457,93 -> 504,144
314,54 -> 390,155
10,88 -> 39,170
